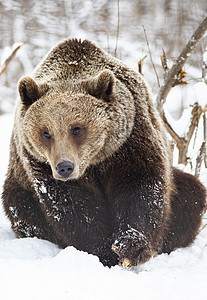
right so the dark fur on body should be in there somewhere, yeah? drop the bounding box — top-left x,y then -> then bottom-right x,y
2,39 -> 206,267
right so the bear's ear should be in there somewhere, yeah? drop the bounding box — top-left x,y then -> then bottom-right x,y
86,70 -> 115,102
18,77 -> 48,106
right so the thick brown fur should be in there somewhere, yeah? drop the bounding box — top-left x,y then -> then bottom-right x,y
2,39 -> 206,267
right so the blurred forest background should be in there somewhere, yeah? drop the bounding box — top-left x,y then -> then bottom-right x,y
0,0 -> 206,113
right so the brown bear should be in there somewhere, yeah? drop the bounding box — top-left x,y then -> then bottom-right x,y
2,39 -> 206,267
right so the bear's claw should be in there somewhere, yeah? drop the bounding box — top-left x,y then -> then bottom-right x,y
121,258 -> 132,269
111,245 -> 132,268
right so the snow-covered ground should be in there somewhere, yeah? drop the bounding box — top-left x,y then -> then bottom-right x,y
0,1 -> 206,298
0,112 -> 207,300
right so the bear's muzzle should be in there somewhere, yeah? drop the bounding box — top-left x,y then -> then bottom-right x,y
55,161 -> 74,180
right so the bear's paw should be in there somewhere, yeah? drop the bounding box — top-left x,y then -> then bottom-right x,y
112,227 -> 152,268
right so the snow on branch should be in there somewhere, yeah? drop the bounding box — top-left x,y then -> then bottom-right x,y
162,103 -> 207,167
156,16 -> 207,112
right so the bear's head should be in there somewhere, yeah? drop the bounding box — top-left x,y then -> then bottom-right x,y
18,70 -> 135,181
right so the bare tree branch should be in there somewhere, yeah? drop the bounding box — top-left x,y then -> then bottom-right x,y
156,16 -> 207,172
161,110 -> 181,143
178,103 -> 206,165
162,103 -> 207,165
156,16 -> 207,112
0,43 -> 24,76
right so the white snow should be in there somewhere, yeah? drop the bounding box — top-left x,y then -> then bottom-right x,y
164,83 -> 207,121
0,114 -> 207,300
164,103 -> 193,138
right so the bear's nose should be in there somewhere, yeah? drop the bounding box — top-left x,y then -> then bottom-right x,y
56,161 -> 74,178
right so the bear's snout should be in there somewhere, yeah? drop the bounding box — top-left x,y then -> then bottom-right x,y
55,161 -> 74,179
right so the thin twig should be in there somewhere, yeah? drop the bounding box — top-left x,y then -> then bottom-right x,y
202,47 -> 207,84
199,222 -> 207,233
161,48 -> 168,74
142,24 -> 160,88
138,55 -> 147,75
161,110 -> 181,143
114,0 -> 120,58
203,112 -> 207,168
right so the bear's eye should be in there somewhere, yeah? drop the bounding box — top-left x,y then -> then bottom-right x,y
43,131 -> 51,140
72,127 -> 82,136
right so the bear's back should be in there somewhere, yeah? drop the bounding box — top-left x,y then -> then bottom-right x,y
32,39 -> 109,82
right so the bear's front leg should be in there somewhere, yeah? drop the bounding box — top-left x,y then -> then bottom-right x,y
2,174 -> 59,244
110,174 -> 169,267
